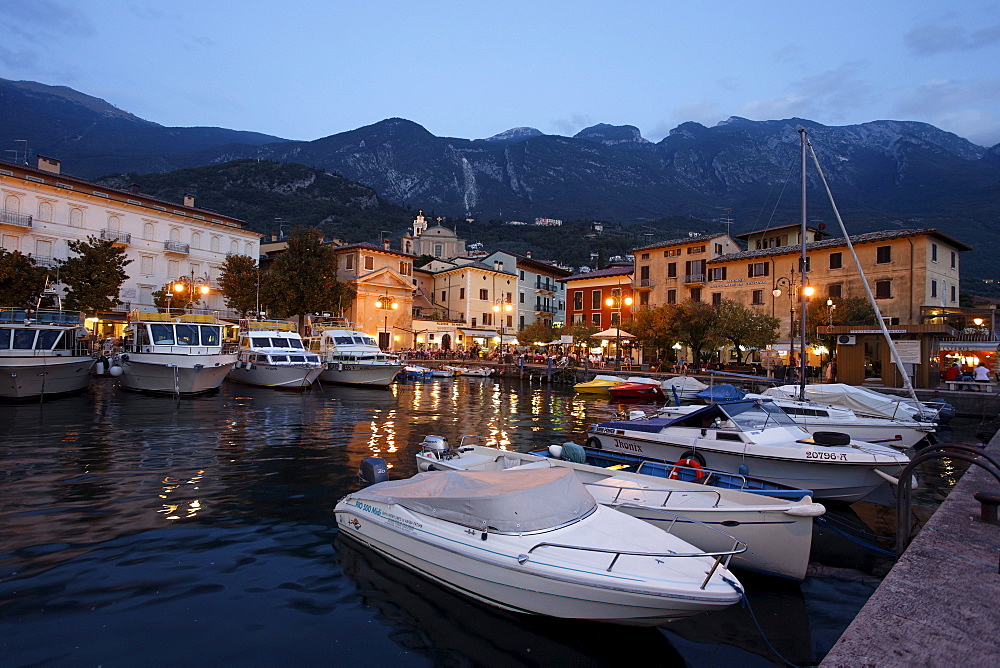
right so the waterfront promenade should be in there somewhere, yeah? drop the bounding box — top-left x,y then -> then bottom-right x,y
821,434 -> 1000,666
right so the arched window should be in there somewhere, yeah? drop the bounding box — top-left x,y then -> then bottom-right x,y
230,240 -> 238,254
170,227 -> 181,242
69,208 -> 84,227
143,223 -> 155,240
37,201 -> 53,222
4,195 -> 20,212
210,235 -> 220,252
244,242 -> 253,255
191,232 -> 202,249
107,215 -> 121,231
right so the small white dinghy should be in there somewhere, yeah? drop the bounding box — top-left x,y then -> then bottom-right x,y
335,467 -> 744,625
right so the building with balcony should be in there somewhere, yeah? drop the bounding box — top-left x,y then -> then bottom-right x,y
333,241 -> 417,350
631,233 -> 740,307
0,156 -> 260,331
480,250 -> 571,330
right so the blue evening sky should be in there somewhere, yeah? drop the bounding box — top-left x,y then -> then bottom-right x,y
3,0 -> 1000,146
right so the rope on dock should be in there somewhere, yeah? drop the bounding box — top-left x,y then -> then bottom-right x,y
722,576 -> 798,667
815,516 -> 895,556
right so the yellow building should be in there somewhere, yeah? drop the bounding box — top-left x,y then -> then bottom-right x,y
632,233 -> 741,307
334,242 -> 417,350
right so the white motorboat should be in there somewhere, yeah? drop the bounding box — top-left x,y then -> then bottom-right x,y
306,317 -> 403,386
430,367 -> 457,378
763,384 -> 951,425
444,365 -> 492,377
0,307 -> 94,399
335,467 -> 744,625
227,320 -> 324,389
114,310 -> 236,395
574,374 -> 627,393
586,398 -> 911,502
416,437 -> 825,581
400,365 -> 433,380
659,393 -> 935,449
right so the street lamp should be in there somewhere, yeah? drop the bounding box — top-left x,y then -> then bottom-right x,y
374,294 -> 399,350
167,273 -> 212,314
604,287 -> 633,371
493,297 -> 513,355
772,271 -> 813,394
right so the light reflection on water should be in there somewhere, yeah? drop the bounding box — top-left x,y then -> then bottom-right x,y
0,377 -> 985,666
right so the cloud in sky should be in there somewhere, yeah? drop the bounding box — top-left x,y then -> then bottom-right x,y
738,61 -> 873,124
550,114 -> 593,137
895,78 -> 1000,145
905,22 -> 1000,55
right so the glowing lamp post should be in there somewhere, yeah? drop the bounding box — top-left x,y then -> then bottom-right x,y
375,294 -> 399,350
605,288 -> 633,371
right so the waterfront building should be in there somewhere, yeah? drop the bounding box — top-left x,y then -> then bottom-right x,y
0,156 -> 260,335
480,250 -> 571,330
333,241 -> 417,350
630,232 -> 742,309
411,258 -> 517,351
399,211 -> 467,258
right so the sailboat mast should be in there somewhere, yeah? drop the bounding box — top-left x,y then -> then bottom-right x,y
798,128 -> 808,401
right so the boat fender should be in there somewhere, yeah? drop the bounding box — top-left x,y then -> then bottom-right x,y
548,444 -> 563,459
669,459 -> 705,481
813,431 -> 851,446
359,457 -> 388,486
874,469 -> 917,488
109,365 -> 123,377
738,463 -> 749,476
585,437 -> 603,450
95,361 -> 106,375
234,361 -> 242,369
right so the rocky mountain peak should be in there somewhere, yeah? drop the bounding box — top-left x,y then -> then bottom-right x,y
574,123 -> 649,146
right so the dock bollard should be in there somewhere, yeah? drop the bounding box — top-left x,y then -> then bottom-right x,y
973,491 -> 1000,525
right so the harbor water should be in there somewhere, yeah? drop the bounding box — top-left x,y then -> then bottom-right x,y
0,377 -> 981,666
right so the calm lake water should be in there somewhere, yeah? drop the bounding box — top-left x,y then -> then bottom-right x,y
0,377 -> 982,667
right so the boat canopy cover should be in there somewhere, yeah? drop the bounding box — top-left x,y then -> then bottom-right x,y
696,384 -> 746,402
762,384 -> 919,420
351,468 -> 597,532
661,376 -> 708,392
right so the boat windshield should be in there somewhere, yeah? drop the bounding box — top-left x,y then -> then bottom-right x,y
721,400 -> 798,431
0,328 -> 9,349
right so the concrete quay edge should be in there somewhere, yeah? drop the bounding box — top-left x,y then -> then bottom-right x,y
820,435 -> 1000,667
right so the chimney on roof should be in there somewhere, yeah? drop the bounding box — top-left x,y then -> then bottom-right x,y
183,194 -> 195,208
129,184 -> 140,194
525,251 -> 532,258
37,155 -> 60,174
382,237 -> 391,250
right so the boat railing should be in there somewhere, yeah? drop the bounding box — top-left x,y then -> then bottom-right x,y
239,318 -> 296,332
127,308 -> 223,324
584,480 -> 724,508
523,527 -> 747,590
0,308 -> 83,325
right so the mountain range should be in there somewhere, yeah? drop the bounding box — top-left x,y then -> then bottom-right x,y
2,77 -> 999,279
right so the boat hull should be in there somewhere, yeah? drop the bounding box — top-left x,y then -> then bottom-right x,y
586,429 -> 898,502
335,499 -> 740,625
226,363 -> 323,389
0,355 -> 94,399
117,353 -> 236,395
319,362 -> 402,386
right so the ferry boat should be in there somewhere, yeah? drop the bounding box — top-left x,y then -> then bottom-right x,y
227,320 -> 323,389
0,307 -> 94,399
307,317 -> 403,386
113,310 -> 236,395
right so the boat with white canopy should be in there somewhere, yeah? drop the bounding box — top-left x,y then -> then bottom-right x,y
335,467 -> 744,624
227,320 -> 323,389
0,307 -> 94,399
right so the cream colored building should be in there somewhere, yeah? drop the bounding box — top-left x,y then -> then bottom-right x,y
631,232 -> 741,308
0,156 -> 259,325
400,211 -> 467,259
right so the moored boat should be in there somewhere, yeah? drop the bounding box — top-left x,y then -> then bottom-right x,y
586,398 -> 911,502
573,374 -> 627,393
335,467 -> 744,624
0,307 -> 94,400
227,319 -> 323,389
607,376 -> 664,400
416,437 -> 824,580
307,317 -> 403,386
113,310 -> 236,395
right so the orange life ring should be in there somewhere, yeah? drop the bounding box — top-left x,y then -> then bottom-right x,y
669,458 -> 705,480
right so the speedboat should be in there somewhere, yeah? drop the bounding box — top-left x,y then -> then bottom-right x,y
763,384 -> 953,425
114,310 -> 236,395
0,307 -> 94,399
416,437 -> 824,581
227,320 -> 324,389
307,317 -> 403,386
574,374 -> 627,393
335,467 -> 744,624
661,376 -> 709,403
400,365 -> 433,380
430,367 -> 457,378
608,377 -> 664,400
664,390 -> 935,449
586,399 -> 911,502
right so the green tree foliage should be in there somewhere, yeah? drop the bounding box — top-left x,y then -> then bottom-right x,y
58,237 -> 132,314
219,255 -> 262,317
673,300 -> 726,365
263,227 -> 355,330
151,280 -> 210,314
561,321 -> 600,346
517,320 -> 555,345
715,300 -> 781,362
0,249 -> 49,308
625,305 -> 680,363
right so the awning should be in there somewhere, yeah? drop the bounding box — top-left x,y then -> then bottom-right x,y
591,328 -> 635,339
501,334 -> 518,344
460,329 -> 499,339
938,341 -> 1000,351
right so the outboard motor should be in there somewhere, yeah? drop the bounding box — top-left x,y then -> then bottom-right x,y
419,435 -> 449,459
359,457 -> 388,486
